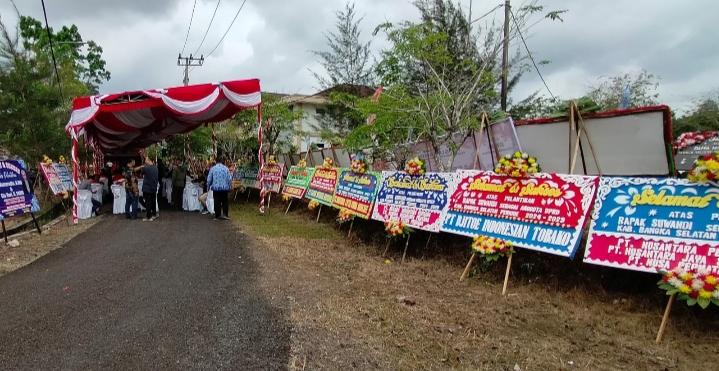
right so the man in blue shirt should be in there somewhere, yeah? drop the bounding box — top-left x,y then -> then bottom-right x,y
206,156 -> 232,220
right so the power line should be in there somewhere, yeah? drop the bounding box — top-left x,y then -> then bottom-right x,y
470,3 -> 503,25
510,9 -> 555,100
190,0 -> 247,74
181,0 -> 198,55
192,0 -> 222,56
204,0 -> 247,58
40,0 -> 63,102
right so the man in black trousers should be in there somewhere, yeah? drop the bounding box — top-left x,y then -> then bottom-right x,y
206,156 -> 232,220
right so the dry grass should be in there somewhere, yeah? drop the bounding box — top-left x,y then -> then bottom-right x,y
0,213 -> 99,276
232,201 -> 719,371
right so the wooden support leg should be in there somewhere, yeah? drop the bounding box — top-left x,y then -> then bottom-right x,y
460,253 -> 477,282
347,219 -> 354,238
316,205 -> 322,222
401,234 -> 411,263
383,239 -> 391,257
285,199 -> 293,214
656,293 -> 676,343
502,254 -> 513,295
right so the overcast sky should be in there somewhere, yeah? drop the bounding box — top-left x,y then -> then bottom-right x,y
4,0 -> 718,113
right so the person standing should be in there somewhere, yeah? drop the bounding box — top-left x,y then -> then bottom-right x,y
123,159 -> 139,220
206,156 -> 232,220
137,156 -> 159,221
171,159 -> 187,209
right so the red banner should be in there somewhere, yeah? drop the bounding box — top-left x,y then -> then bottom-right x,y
448,173 -> 588,229
442,171 -> 599,257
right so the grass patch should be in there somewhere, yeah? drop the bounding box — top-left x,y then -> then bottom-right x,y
231,203 -> 341,240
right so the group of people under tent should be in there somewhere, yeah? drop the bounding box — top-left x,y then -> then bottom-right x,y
79,155 -> 234,222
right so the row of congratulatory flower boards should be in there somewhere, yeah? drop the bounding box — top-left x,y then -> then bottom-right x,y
240,164 -> 719,276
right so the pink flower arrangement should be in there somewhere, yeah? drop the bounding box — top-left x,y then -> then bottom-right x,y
673,131 -> 717,150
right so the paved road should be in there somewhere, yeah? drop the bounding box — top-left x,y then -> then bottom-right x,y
0,210 -> 290,370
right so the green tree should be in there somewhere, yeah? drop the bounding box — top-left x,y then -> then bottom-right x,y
310,2 -> 376,140
673,91 -> 719,138
0,7 -> 108,163
584,69 -> 660,111
310,1 -> 374,89
18,14 -> 111,94
234,93 -> 305,157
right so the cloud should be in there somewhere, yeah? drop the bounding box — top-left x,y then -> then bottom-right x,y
1,0 -> 716,113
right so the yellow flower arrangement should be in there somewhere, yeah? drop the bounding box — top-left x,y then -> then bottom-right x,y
308,200 -> 319,210
298,158 -> 307,168
405,157 -> 426,176
322,157 -> 334,169
471,235 -> 514,261
688,151 -> 719,184
659,267 -> 719,309
282,194 -> 292,202
267,156 -> 277,166
337,209 -> 354,223
494,152 -> 541,177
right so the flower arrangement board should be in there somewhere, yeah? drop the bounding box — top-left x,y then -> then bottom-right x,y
39,162 -> 69,195
282,166 -> 315,199
231,166 -> 243,189
241,166 -> 260,189
441,170 -> 599,258
674,135 -> 719,172
332,170 -> 380,219
584,177 -> 719,273
0,160 -> 37,220
53,164 -> 73,191
260,163 -> 285,193
371,172 -> 454,233
305,167 -> 341,207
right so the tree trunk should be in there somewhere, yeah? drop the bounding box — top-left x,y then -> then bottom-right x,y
429,139 -> 446,172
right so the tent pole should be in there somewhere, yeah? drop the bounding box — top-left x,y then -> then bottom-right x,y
72,137 -> 79,224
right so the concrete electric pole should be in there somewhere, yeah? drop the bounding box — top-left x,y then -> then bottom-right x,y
500,0 -> 510,112
177,54 -> 204,86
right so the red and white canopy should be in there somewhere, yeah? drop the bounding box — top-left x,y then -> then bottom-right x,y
65,79 -> 261,154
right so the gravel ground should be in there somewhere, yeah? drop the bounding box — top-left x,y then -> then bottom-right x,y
0,210 -> 290,370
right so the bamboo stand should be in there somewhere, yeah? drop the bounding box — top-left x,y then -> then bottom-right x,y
246,188 -> 251,203
382,239 -> 391,257
401,234 -> 411,263
459,253 -> 477,281
316,205 -> 322,222
2,220 -> 7,243
501,254 -> 513,295
656,293 -> 676,343
347,219 -> 354,238
285,199 -> 293,214
267,193 -> 272,212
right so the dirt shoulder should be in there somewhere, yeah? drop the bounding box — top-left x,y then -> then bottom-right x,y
0,213 -> 99,276
233,202 -> 719,371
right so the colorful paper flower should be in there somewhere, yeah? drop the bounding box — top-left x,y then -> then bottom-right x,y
494,152 -> 541,177
298,158 -> 307,169
404,157 -> 426,176
350,154 -> 368,174
322,157 -> 334,169
658,267 -> 719,309
471,235 -> 514,261
384,221 -> 413,238
308,200 -> 319,210
688,151 -> 719,184
282,194 -> 292,202
337,209 -> 355,223
42,155 -> 52,165
267,156 -> 277,166
58,156 -> 66,164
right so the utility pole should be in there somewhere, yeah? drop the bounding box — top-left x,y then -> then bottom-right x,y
177,54 -> 204,159
177,53 -> 204,86
500,0 -> 510,112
